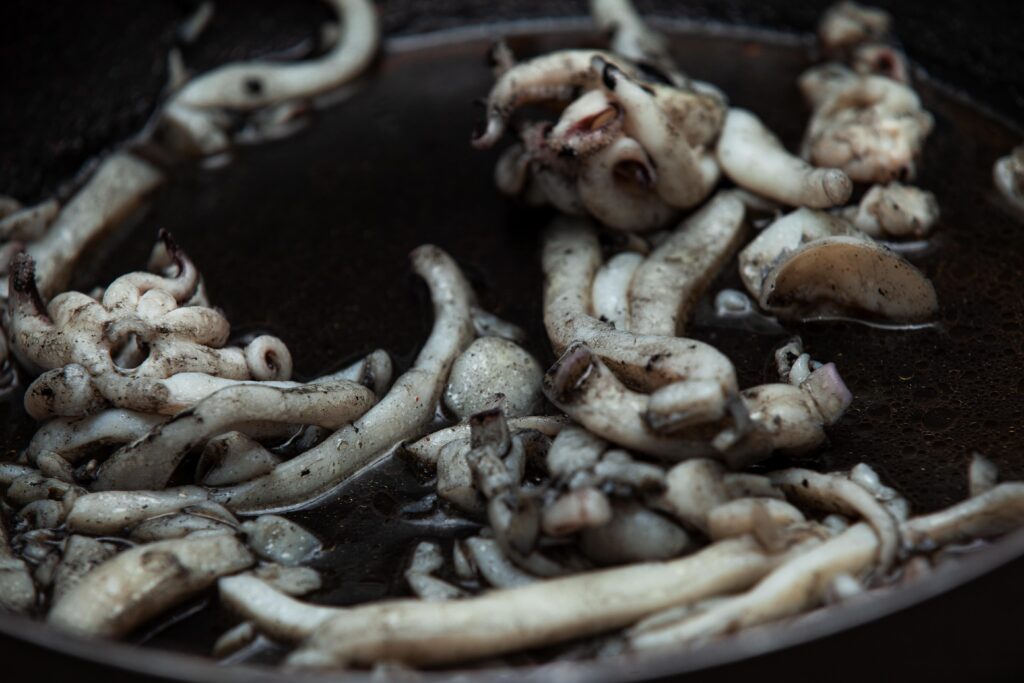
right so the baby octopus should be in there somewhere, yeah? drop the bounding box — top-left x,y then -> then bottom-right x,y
474,14 -> 858,231
7,231 -> 292,421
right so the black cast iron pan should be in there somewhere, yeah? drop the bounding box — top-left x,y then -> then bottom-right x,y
1,1 -> 1023,681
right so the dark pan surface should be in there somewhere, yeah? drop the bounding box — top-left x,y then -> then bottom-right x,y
2,13 -> 1024,683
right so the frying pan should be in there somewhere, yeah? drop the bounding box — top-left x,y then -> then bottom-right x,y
2,1 -> 1024,680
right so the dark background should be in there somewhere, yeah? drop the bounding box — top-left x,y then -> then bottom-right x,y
1,2 -> 1023,682
1,1 -> 1022,203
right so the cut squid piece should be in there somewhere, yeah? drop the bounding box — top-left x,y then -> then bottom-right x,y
5,473 -> 82,507
737,207 -> 867,298
52,535 -> 117,604
759,235 -> 939,323
592,449 -> 667,492
547,345 -> 845,468
717,108 -> 852,209
657,459 -> 730,532
173,0 -> 377,111
240,515 -> 321,567
629,523 -> 876,651
627,191 -> 746,336
843,182 -> 939,238
902,483 -> 1024,550
994,145 -> 1024,213
15,153 -> 164,299
543,219 -> 738,428
252,564 -> 322,597
542,487 -> 613,536
56,348 -> 381,420
48,533 -> 253,638
544,344 -> 720,461
219,574 -> 337,643
405,542 -> 466,602
25,410 -> 167,465
770,468 -> 899,570
592,251 -> 645,331
284,535 -> 795,668
65,487 -> 210,535
436,438 -> 481,513
721,373 -> 850,468
547,426 -> 608,480
129,513 -> 235,542
91,380 -> 375,491
463,537 -> 536,588
580,502 -> 692,565
213,246 -> 475,512
577,136 -> 677,232
196,432 -> 281,487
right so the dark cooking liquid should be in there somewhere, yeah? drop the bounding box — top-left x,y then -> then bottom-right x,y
1,23 -> 1022,665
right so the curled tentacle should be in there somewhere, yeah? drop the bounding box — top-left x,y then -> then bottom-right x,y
770,467 -> 900,571
283,536 -> 787,668
717,108 -> 852,208
627,191 -> 746,335
92,379 -> 375,491
175,0 -> 377,111
213,245 -> 475,512
48,533 -> 253,638
25,409 -> 167,465
14,153 -> 165,300
101,230 -> 200,312
543,218 -> 738,427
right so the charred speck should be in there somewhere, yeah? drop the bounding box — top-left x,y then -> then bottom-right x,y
558,146 -> 577,159
244,78 -> 264,96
